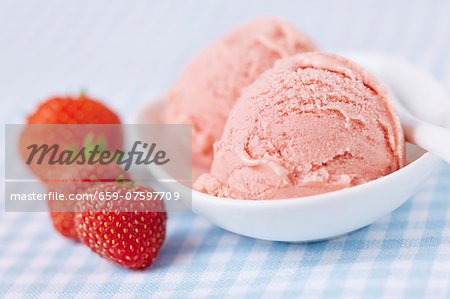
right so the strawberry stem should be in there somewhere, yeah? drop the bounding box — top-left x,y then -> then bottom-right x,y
116,175 -> 135,187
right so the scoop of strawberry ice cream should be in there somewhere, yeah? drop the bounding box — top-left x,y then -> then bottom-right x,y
165,17 -> 318,172
195,52 -> 406,199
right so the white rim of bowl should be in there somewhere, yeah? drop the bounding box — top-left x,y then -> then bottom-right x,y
192,150 -> 441,207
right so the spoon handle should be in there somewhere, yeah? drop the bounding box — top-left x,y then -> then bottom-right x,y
398,104 -> 450,165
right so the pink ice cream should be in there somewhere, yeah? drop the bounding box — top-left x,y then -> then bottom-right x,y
166,17 -> 318,172
195,52 -> 406,199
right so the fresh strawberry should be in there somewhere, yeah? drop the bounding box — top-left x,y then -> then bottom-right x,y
26,93 -> 121,125
19,93 -> 125,240
74,183 -> 167,269
49,212 -> 79,241
19,93 -> 123,179
46,164 -> 131,241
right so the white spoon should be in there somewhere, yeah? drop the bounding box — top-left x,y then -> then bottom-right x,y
135,53 -> 447,242
394,98 -> 450,165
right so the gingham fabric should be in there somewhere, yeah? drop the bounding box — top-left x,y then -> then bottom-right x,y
1,0 -> 450,297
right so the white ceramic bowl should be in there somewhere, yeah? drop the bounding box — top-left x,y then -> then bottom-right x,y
133,53 -> 446,242
191,144 -> 440,242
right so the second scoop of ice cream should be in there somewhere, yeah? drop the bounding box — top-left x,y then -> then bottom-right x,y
195,52 -> 406,199
166,17 -> 318,171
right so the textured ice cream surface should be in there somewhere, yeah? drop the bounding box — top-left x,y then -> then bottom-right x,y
195,52 -> 406,200
165,17 -> 318,171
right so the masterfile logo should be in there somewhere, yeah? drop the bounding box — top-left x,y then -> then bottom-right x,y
4,124 -> 193,212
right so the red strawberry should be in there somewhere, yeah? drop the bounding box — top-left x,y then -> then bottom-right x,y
74,183 -> 167,269
19,93 -> 123,179
48,212 -> 79,241
46,164 -> 131,241
27,94 -> 121,125
19,93 -> 125,241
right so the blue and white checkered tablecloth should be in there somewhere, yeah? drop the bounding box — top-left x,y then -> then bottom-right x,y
1,0 -> 450,297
